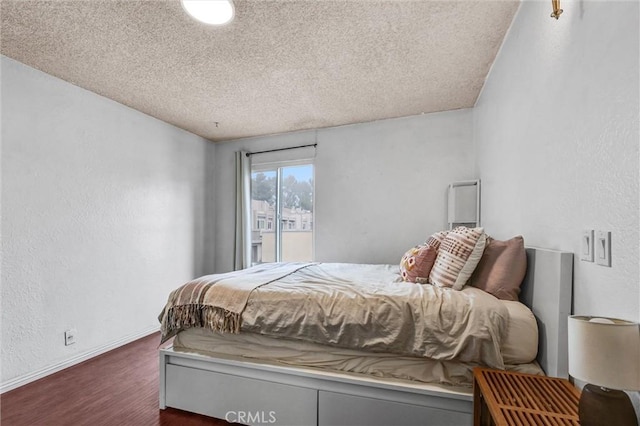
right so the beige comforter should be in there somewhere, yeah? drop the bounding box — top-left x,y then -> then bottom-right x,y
160,262 -> 509,369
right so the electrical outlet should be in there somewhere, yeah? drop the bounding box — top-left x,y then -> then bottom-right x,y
64,329 -> 77,346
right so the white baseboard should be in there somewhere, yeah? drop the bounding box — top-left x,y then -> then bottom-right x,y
0,326 -> 159,394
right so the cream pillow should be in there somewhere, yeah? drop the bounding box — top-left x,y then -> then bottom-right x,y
425,230 -> 449,250
429,226 -> 486,290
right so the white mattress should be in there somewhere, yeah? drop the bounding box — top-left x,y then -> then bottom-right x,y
173,299 -> 541,387
501,299 -> 539,364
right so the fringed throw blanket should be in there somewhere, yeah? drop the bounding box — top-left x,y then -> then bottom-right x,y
159,263 -> 510,368
158,262 -> 315,343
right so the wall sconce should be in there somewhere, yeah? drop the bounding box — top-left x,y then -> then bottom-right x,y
551,0 -> 563,19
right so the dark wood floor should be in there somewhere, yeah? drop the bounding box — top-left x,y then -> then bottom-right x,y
1,332 -> 235,426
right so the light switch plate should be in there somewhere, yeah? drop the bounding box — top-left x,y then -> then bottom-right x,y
595,231 -> 611,267
581,230 -> 594,262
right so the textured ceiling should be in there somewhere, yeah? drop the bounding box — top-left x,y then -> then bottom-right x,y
1,0 -> 520,142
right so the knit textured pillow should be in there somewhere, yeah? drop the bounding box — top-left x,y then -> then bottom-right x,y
429,226 -> 486,290
399,244 -> 438,283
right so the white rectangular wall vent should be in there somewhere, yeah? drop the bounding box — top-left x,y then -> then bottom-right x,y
448,180 -> 480,229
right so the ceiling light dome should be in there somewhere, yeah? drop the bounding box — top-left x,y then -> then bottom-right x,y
181,0 -> 234,26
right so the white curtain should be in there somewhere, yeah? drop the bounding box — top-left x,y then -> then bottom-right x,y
234,151 -> 252,270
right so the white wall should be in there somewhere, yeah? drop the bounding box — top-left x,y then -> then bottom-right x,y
474,0 -> 639,412
474,0 -> 639,322
214,110 -> 475,272
0,56 -> 214,388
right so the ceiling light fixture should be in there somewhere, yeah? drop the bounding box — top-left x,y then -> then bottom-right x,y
181,0 -> 234,25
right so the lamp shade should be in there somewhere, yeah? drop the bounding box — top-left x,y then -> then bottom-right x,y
568,315 -> 640,391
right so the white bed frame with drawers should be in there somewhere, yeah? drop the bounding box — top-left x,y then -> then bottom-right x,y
159,247 -> 573,426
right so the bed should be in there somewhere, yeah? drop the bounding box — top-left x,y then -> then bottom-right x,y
158,246 -> 573,426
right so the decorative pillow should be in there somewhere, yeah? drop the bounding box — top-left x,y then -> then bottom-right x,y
468,236 -> 527,301
399,244 -> 438,283
425,230 -> 449,250
428,226 -> 486,290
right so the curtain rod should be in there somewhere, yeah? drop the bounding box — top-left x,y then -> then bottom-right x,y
245,143 -> 317,157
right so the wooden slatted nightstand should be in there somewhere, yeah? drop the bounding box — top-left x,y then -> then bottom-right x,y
473,367 -> 581,426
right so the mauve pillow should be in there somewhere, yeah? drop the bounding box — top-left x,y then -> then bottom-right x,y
399,244 -> 438,283
469,236 -> 527,301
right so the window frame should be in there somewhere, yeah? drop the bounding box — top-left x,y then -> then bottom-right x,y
250,159 -> 315,264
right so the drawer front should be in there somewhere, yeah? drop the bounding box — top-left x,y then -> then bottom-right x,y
166,364 -> 317,426
318,390 -> 472,426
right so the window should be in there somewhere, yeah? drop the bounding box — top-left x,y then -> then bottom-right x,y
250,163 -> 314,264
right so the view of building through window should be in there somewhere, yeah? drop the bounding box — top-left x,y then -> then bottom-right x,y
250,164 -> 314,264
